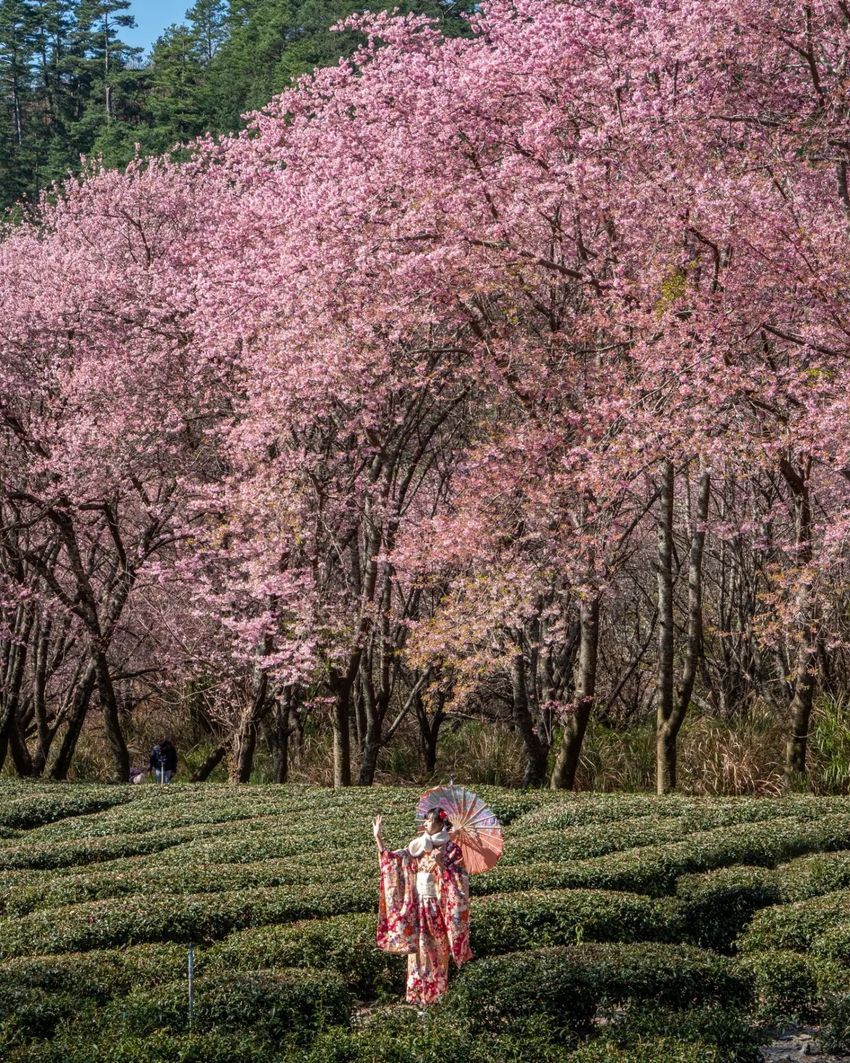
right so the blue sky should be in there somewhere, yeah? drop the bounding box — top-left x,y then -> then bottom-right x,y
126,1 -> 190,57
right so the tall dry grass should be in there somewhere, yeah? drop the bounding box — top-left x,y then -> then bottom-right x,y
18,692 -> 850,795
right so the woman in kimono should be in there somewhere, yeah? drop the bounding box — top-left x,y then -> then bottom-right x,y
372,806 -> 473,1005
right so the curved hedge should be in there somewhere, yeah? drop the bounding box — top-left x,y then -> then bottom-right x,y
3,782 -> 850,1062
101,967 -> 352,1044
738,889 -> 850,954
445,942 -> 749,1042
471,889 -> 683,954
205,913 -> 404,998
0,881 -> 375,958
733,948 -> 847,1025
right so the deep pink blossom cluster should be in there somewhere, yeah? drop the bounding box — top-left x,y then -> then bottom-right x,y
1,0 -> 849,785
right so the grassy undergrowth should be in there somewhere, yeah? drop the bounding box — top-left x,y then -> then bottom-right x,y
0,782 -> 848,1061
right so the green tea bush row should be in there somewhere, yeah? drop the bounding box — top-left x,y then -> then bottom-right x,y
733,948 -> 848,1025
15,811 -> 806,916
503,816 -> 703,864
775,850 -> 850,902
676,849 -> 850,951
0,856 -> 372,918
0,819 -> 235,872
202,889 -> 683,1000
0,788 -> 134,831
472,813 -> 850,899
16,1030 -> 273,1063
675,866 -> 779,950
100,967 -> 352,1045
811,924 -> 850,966
0,969 -> 348,1058
0,987 -> 86,1053
304,1007 -> 567,1063
445,942 -> 749,1044
302,1008 -> 742,1063
586,1002 -> 764,1063
471,889 -> 683,955
205,913 -> 405,999
515,793 -> 849,833
568,1041 -> 726,1063
738,888 -> 850,953
821,992 -> 850,1055
0,943 -> 188,1010
0,881 -> 376,958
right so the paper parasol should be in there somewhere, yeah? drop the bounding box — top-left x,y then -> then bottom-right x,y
417,783 -> 503,874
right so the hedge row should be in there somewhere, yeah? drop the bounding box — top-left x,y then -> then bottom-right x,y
0,943 -> 189,1004
470,889 -> 683,954
585,1001 -> 764,1063
203,890 -> 683,999
303,1011 -> 741,1063
0,881 -> 376,958
14,814 -> 843,921
732,948 -> 848,1025
738,888 -> 850,954
504,816 -> 704,864
675,849 -> 850,951
516,793 -> 850,833
445,942 -> 749,1044
0,856 -> 373,918
3,968 -> 352,1061
15,1030 -> 272,1063
821,993 -> 850,1055
472,813 -> 850,899
0,788 -> 134,831
100,967 -> 352,1044
0,819 -> 236,872
205,913 -> 404,999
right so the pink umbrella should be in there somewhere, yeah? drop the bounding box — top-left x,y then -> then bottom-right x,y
417,783 -> 504,874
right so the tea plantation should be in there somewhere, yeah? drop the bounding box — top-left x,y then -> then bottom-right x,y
1,783 -> 850,1062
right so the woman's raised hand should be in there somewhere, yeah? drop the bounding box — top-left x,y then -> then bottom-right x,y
372,814 -> 384,850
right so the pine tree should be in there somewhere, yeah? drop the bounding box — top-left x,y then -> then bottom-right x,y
74,0 -> 140,123
0,0 -> 479,212
187,0 -> 227,66
0,0 -> 37,204
146,23 -> 206,151
63,0 -> 149,169
28,0 -> 78,189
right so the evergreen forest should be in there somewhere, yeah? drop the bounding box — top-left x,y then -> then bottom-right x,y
0,0 -> 473,213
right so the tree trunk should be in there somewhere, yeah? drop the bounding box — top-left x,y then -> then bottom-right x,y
511,653 -> 549,786
95,650 -> 129,783
30,618 -> 54,776
414,687 -> 444,775
263,690 -> 292,784
191,745 -> 226,782
0,604 -> 33,773
272,706 -> 290,784
550,594 -> 600,789
656,459 -> 677,794
8,717 -> 34,776
230,716 -> 257,783
357,726 -> 381,786
49,659 -> 98,780
329,671 -> 353,787
356,669 -> 383,786
780,457 -> 817,786
656,461 -> 711,794
422,723 -> 439,774
668,463 -> 711,781
229,670 -> 269,784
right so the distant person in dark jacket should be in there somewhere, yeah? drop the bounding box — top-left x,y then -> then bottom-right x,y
149,739 -> 178,783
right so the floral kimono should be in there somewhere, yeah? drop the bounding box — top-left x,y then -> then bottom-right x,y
376,828 -> 473,1004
